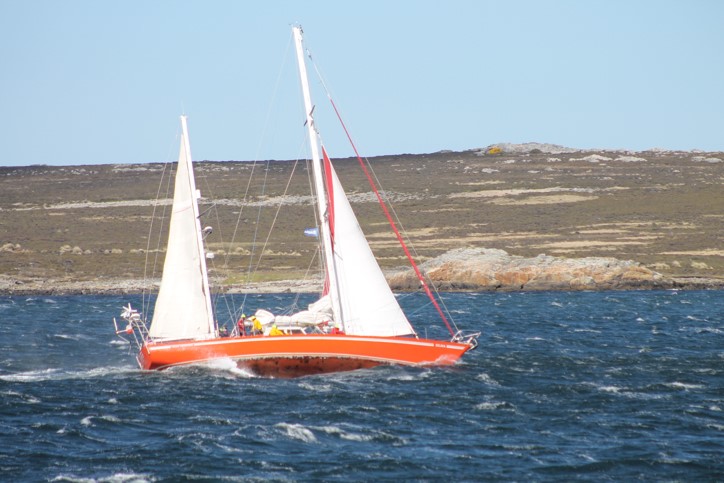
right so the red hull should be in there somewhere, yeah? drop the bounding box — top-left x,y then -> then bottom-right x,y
139,334 -> 473,378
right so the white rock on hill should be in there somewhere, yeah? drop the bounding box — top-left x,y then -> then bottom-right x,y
478,143 -> 580,155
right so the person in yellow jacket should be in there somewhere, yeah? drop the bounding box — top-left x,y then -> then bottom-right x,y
269,324 -> 284,336
249,315 -> 263,334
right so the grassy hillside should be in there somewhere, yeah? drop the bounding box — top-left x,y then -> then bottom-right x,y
1,147 -> 722,289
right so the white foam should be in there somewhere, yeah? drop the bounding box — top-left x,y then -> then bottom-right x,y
0,368 -> 59,382
298,381 -> 332,392
475,372 -> 501,386
275,423 -> 317,443
51,472 -> 153,483
314,424 -> 403,444
77,415 -> 124,433
53,334 -> 78,340
475,401 -> 515,411
316,425 -> 374,442
1,389 -> 41,403
80,414 -> 121,426
382,367 -> 431,382
198,357 -> 256,378
665,382 -> 704,390
0,366 -> 136,383
598,385 -> 624,393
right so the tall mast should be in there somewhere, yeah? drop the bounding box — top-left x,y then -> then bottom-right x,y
292,26 -> 342,325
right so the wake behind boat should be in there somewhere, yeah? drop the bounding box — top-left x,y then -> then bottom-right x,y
113,26 -> 479,377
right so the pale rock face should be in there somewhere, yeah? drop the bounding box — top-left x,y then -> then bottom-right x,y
387,247 -> 666,291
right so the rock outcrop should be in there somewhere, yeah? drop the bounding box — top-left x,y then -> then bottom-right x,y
387,248 -> 670,291
4,249 -> 720,295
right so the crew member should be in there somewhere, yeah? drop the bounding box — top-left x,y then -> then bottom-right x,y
250,315 -> 263,335
237,314 -> 246,336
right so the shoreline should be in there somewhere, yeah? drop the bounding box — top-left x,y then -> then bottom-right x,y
2,276 -> 722,296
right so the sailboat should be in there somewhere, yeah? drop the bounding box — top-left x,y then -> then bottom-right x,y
114,26 -> 479,377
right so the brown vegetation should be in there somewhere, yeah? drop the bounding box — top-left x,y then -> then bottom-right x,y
1,147 -> 722,293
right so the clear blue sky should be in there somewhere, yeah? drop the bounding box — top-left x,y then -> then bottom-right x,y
1,0 -> 722,166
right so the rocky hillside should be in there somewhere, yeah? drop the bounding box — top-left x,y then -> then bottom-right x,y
388,248 -> 670,291
1,143 -> 722,293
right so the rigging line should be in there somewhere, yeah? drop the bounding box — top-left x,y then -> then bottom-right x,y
376,189 -> 458,329
198,202 -> 217,219
197,170 -> 244,328
197,167 -> 239,325
221,164 -> 258,269
405,299 -> 434,317
143,140 -> 176,321
142,163 -> 165,319
250,158 -> 300,276
230,161 -> 264,315
371,164 -> 457,331
240,158 -> 270,311
306,52 -> 458,334
292,245 -> 322,312
238,136 -> 308,314
231,33 -> 295,315
251,132 -> 323,317
307,51 -> 411,242
282,244 -> 321,316
376,177 -> 457,330
327,98 -> 456,337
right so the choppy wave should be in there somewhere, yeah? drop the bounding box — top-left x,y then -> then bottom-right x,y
194,357 -> 257,378
0,366 -> 137,382
275,422 -> 317,443
50,472 -> 153,483
0,291 -> 722,481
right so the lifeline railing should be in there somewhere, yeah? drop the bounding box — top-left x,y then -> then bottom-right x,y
113,304 -> 149,355
452,330 -> 481,350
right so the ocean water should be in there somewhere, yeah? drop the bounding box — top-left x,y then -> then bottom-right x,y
0,290 -> 722,481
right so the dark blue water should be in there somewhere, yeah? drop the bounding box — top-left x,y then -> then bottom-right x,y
1,291 -> 722,481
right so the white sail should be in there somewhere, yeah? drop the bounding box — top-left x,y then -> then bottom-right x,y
291,26 -> 414,337
326,163 -> 415,337
149,116 -> 215,341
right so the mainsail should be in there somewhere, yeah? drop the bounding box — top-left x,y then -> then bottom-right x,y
148,116 -> 215,341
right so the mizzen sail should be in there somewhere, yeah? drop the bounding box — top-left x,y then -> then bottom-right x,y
149,116 -> 215,341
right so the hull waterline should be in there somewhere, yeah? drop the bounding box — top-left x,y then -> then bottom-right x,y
139,334 -> 473,378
